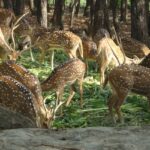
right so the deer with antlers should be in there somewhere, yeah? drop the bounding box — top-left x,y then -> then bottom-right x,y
0,12 -> 30,61
0,60 -> 66,128
104,63 -> 150,123
19,27 -> 84,69
41,58 -> 86,108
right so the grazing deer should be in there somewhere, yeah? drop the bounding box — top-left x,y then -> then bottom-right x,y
82,37 -> 98,62
104,64 -> 150,123
19,29 -> 84,70
0,75 -> 50,128
41,58 -> 86,108
96,37 -> 140,85
0,60 -> 43,106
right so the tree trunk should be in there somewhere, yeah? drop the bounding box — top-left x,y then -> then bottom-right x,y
84,0 -> 90,17
70,0 -> 80,28
93,0 -> 105,35
37,0 -> 47,28
131,0 -> 149,45
14,0 -> 25,16
120,0 -> 127,22
111,0 -> 119,32
52,0 -> 65,30
145,0 -> 150,35
3,0 -> 13,10
29,0 -> 35,13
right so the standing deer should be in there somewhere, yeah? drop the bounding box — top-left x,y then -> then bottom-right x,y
96,37 -> 140,85
41,58 -> 86,108
104,64 -> 150,123
19,29 -> 84,70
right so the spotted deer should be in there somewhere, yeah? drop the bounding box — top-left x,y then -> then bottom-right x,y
19,29 -> 84,70
104,64 -> 150,123
0,60 -> 53,127
82,37 -> 98,62
0,60 -> 43,105
0,75 -> 50,128
70,28 -> 98,72
41,58 -> 86,108
0,12 -> 30,61
96,37 -> 140,85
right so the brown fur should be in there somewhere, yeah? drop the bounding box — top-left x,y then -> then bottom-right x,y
0,61 -> 51,128
41,58 -> 86,107
97,37 -> 140,85
105,64 -> 150,123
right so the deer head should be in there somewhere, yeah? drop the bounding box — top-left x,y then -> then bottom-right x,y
0,12 -> 30,61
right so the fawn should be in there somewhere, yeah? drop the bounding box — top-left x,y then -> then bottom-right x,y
41,58 -> 86,108
104,63 -> 150,123
0,60 -> 53,128
19,29 -> 84,70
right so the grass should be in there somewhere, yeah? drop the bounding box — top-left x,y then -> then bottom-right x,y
18,50 -> 150,128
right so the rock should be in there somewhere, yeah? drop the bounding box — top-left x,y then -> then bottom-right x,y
0,106 -> 36,129
0,126 -> 150,150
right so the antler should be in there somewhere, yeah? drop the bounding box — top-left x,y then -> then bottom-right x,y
0,28 -> 14,53
112,26 -> 126,64
44,96 -> 65,126
11,11 -> 30,49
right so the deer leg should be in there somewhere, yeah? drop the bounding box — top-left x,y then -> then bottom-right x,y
40,48 -> 45,63
56,88 -> 64,116
49,50 -> 54,70
78,78 -> 84,108
113,91 -> 128,123
99,58 -> 108,85
30,48 -> 35,62
107,94 -> 118,124
85,58 -> 89,76
65,85 -> 75,107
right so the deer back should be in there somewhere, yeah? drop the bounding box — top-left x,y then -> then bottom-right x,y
121,37 -> 150,58
107,64 -> 150,96
97,37 -> 125,66
41,58 -> 86,91
0,60 -> 43,106
0,75 -> 37,124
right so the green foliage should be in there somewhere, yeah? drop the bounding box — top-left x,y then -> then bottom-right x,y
18,49 -> 150,128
